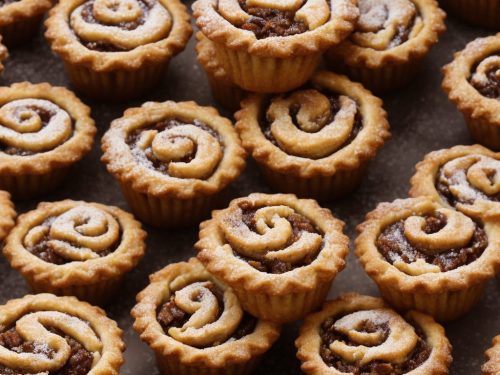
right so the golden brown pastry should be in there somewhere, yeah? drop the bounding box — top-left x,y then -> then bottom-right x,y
3,199 -> 146,305
442,34 -> 500,150
101,100 -> 247,227
355,196 -> 500,321
196,193 -> 349,323
296,293 -> 452,375
326,0 -> 446,93
132,258 -> 281,375
45,0 -> 192,101
0,293 -> 125,374
193,0 -> 359,93
236,70 -> 390,201
0,189 -> 15,241
483,335 -> 500,375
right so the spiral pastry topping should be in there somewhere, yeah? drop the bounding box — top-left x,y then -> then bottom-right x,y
126,118 -> 224,180
0,99 -> 73,156
436,155 -> 500,207
217,0 -> 333,38
377,208 -> 488,275
0,312 -> 101,374
351,0 -> 423,50
217,201 -> 323,273
320,307 -> 431,372
262,89 -> 361,159
157,275 -> 256,348
70,0 -> 172,51
24,204 -> 122,265
470,55 -> 500,99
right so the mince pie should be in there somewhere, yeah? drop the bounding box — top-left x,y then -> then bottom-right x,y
101,100 -> 247,227
296,293 -> 452,375
192,0 -> 359,93
326,0 -> 446,93
196,193 -> 349,323
45,0 -> 192,101
355,196 -> 500,321
0,82 -> 96,199
0,293 -> 125,374
132,258 -> 281,375
0,189 -> 15,241
483,335 -> 500,375
3,199 -> 146,304
235,70 -> 390,201
442,34 -> 500,150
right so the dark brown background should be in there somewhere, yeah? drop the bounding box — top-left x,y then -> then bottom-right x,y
0,2 -> 498,374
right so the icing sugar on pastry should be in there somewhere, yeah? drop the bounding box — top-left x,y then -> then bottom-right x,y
470,55 -> 500,99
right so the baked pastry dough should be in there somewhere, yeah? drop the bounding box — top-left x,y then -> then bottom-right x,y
101,100 -> 246,227
193,0 -> 359,93
296,293 -> 452,375
196,193 -> 349,323
0,189 -> 14,241
326,0 -> 446,93
355,196 -> 500,321
0,293 -> 124,374
0,0 -> 53,46
45,0 -> 192,101
236,70 -> 390,201
0,82 -> 96,199
442,34 -> 500,150
3,199 -> 146,304
132,258 -> 281,375
483,335 -> 500,375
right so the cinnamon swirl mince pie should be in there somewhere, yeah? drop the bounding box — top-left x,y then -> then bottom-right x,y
483,335 -> 500,375
0,0 -> 53,46
410,145 -> 500,219
3,200 -> 146,304
0,293 -> 125,374
192,0 -> 359,93
45,0 -> 192,101
196,193 -> 349,323
132,258 -> 281,375
235,70 -> 390,201
326,0 -> 446,93
0,190 -> 15,241
442,34 -> 500,150
101,100 -> 246,227
440,0 -> 499,29
0,82 -> 96,199
296,294 -> 452,375
355,197 -> 500,321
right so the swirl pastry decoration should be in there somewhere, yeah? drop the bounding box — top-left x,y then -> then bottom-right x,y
0,99 -> 73,155
264,89 -> 359,159
70,0 -> 173,51
128,119 -> 223,179
470,55 -> 500,99
352,0 -> 424,50
218,203 -> 323,269
24,204 -> 121,263
437,155 -> 500,206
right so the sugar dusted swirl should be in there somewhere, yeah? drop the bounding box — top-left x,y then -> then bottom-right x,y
70,0 -> 172,51
352,0 -> 424,50
0,99 -> 73,155
263,89 -> 360,159
470,55 -> 500,99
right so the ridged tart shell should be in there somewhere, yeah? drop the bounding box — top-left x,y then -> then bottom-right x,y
0,189 -> 15,241
0,0 -> 52,27
483,335 -> 500,375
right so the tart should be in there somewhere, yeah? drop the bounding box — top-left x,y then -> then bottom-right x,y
442,34 -> 500,150
326,0 -> 446,93
3,199 -> 146,305
355,196 -> 500,321
483,335 -> 500,375
196,193 -> 349,323
440,0 -> 499,29
0,190 -> 15,241
0,37 -> 8,74
45,0 -> 192,101
296,293 -> 452,375
235,70 -> 390,201
101,100 -> 247,228
0,82 -> 96,199
0,293 -> 124,374
132,258 -> 281,375
0,0 -> 53,46
195,32 -> 247,111
192,0 -> 359,93
410,145 -> 500,219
